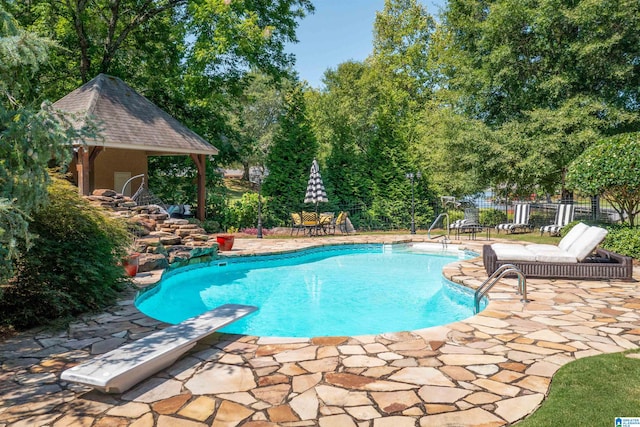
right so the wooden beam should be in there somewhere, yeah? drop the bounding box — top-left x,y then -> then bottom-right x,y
190,154 -> 207,221
75,146 -> 90,195
88,147 -> 103,191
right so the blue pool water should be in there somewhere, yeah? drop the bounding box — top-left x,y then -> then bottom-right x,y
135,244 -> 482,337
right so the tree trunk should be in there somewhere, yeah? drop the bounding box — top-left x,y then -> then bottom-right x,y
560,167 -> 574,203
69,0 -> 91,82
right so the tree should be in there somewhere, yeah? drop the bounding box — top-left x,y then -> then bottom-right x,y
262,84 -> 317,221
2,176 -> 131,329
228,72 -> 291,180
0,7 -> 93,281
305,61 -> 376,208
566,133 -> 640,226
434,0 -> 640,197
8,0 -> 313,89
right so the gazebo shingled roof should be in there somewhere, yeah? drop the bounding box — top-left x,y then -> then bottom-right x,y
53,73 -> 218,156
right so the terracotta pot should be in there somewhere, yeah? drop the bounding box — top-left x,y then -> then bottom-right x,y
123,252 -> 140,277
216,235 -> 235,251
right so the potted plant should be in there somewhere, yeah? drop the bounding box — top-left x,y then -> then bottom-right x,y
123,252 -> 140,277
216,228 -> 236,251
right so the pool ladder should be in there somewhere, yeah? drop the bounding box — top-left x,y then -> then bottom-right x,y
474,264 -> 528,313
428,213 -> 450,240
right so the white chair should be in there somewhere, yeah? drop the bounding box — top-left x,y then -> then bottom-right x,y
540,203 -> 575,236
495,203 -> 531,233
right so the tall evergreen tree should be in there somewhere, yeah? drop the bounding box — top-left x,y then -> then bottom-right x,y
0,6 -> 93,281
262,84 -> 317,221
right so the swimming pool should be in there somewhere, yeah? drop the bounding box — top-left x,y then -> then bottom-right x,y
135,244 -> 483,337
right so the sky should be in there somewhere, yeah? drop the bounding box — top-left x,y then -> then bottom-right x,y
286,0 -> 447,89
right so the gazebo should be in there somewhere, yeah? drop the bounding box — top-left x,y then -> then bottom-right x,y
53,74 -> 219,220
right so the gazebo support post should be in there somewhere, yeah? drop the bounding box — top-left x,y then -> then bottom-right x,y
191,154 -> 207,221
76,146 -> 91,195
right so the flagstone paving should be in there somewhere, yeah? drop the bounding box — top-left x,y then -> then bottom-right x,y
1,234 -> 639,426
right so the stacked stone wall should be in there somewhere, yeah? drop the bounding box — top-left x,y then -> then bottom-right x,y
84,189 -> 218,274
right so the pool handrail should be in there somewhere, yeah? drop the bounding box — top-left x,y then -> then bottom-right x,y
474,264 -> 528,313
428,213 -> 450,240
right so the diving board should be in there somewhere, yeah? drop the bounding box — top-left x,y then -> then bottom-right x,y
61,304 -> 257,393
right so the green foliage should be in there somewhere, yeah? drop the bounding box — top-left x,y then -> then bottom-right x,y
433,0 -> 640,199
479,209 -> 507,227
0,7 -> 96,281
227,72 -> 291,178
447,210 -> 464,223
226,192 -> 274,230
601,225 -> 640,259
567,132 -> 640,226
147,156 -> 229,224
0,177 -> 133,330
262,84 -> 318,221
306,62 -> 376,208
198,219 -> 223,234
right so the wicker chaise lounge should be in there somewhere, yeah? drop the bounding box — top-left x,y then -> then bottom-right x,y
483,222 -> 634,281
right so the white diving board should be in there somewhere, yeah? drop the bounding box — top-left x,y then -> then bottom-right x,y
61,304 -> 257,393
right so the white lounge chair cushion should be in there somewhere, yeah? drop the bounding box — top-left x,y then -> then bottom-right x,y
566,226 -> 608,262
558,222 -> 589,251
526,244 -> 578,263
491,243 -> 537,262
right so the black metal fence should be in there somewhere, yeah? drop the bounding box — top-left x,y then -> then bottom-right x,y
331,196 -> 622,232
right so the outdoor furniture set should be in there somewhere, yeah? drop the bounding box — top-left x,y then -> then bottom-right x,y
290,211 -> 349,236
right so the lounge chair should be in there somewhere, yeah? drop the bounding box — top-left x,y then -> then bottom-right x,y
483,222 -> 633,280
540,203 -> 575,236
495,203 -> 532,233
450,207 -> 482,237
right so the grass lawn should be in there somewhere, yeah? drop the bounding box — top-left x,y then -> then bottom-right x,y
224,178 -> 253,201
517,350 -> 640,426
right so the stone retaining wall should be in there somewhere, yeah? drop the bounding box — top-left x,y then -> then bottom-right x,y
85,189 -> 218,274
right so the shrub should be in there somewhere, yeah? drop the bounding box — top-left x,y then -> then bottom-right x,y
529,211 -> 547,228
601,225 -> 640,259
479,209 -> 507,226
226,193 -> 276,230
447,210 -> 464,223
567,132 -> 640,226
0,176 -> 133,329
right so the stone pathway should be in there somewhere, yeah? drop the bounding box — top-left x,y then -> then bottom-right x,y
1,234 -> 639,427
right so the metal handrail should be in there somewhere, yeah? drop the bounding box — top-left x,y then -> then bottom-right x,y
122,173 -> 145,196
428,213 -> 450,239
474,264 -> 528,313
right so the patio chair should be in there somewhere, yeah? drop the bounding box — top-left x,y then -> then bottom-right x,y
540,203 -> 575,236
335,211 -> 349,234
495,203 -> 532,234
290,212 -> 303,235
483,222 -> 633,280
319,212 -> 335,234
301,211 -> 320,236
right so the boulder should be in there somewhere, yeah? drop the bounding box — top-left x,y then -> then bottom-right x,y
92,189 -> 117,197
138,253 -> 168,273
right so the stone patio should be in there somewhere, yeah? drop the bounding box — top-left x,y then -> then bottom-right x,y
1,234 -> 639,427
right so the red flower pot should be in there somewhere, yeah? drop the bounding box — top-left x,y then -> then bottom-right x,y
124,252 -> 140,277
216,235 -> 235,251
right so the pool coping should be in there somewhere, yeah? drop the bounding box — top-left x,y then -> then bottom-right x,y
1,234 -> 639,426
